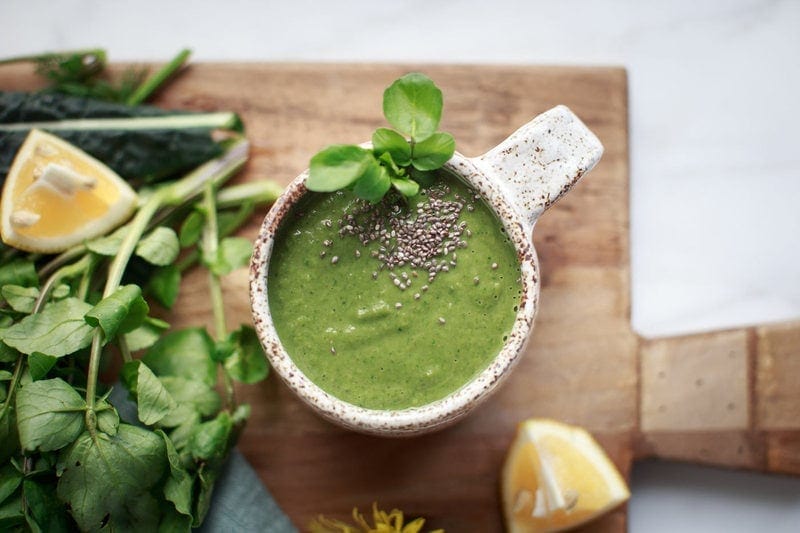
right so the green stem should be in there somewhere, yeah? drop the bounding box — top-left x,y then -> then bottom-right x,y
0,355 -> 23,422
34,255 -> 92,313
201,183 -> 227,340
126,48 -> 191,105
118,336 -> 132,364
0,48 -> 106,67
215,179 -> 283,209
176,200 -> 256,273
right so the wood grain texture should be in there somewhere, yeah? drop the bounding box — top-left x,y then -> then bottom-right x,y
2,62 -> 797,532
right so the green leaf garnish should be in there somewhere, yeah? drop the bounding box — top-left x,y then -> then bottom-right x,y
147,266 -> 181,309
306,72 -> 454,203
121,361 -> 176,425
308,145 -> 374,192
411,131 -> 456,171
383,72 -> 443,142
223,325 -> 270,384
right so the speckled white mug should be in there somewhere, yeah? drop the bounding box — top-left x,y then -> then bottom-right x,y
250,105 -> 603,436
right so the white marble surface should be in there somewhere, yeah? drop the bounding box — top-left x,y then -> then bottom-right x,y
2,0 -> 799,530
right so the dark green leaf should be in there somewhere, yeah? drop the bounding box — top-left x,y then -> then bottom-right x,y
409,167 -> 436,186
0,406 -> 19,462
158,377 -> 220,428
0,342 -> 18,363
353,161 -> 391,204
85,285 -> 148,339
224,326 -> 269,384
167,413 -> 200,451
189,411 -> 232,462
158,430 -> 194,518
124,317 -> 170,352
382,72 -> 443,142
159,502 -> 193,532
147,265 -> 181,309
0,298 -> 93,357
179,210 -> 205,248
23,480 -> 71,533
208,237 -> 252,276
85,224 -> 128,256
15,378 -> 85,452
0,285 -> 38,313
122,361 -> 176,425
28,353 -> 56,381
136,227 -> 180,266
0,463 -> 22,505
0,370 -> 11,381
0,91 -> 241,185
391,177 -> 420,198
57,425 -> 166,532
307,145 -> 372,192
52,284 -> 71,299
0,260 -> 37,288
372,127 -> 411,166
411,131 -> 455,171
193,465 -> 220,527
0,493 -> 23,529
142,328 -> 216,386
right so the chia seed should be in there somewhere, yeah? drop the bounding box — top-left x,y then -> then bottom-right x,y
331,256 -> 339,265
438,317 -> 446,325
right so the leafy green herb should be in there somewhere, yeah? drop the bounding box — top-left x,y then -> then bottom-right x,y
84,285 -> 149,340
56,425 -> 167,531
15,378 -> 85,452
223,325 -> 270,384
306,73 -> 455,202
121,361 -> 176,425
136,227 -> 180,266
0,299 -> 94,358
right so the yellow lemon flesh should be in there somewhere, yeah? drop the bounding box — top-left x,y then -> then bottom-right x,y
501,419 -> 630,532
1,129 -> 137,253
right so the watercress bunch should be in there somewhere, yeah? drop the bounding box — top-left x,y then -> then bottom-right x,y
306,72 -> 455,202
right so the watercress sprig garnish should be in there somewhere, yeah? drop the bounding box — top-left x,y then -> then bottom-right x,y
306,72 -> 455,202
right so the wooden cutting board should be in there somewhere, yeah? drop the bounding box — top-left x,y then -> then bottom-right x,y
3,63 -> 798,532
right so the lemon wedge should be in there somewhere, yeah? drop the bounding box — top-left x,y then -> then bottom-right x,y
1,129 -> 137,253
501,419 -> 630,532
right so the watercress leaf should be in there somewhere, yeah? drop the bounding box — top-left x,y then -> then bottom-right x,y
213,336 -> 236,363
194,465 -> 220,527
96,400 -> 119,436
52,284 -> 71,299
0,259 -> 38,288
122,361 -> 177,425
28,353 -> 57,381
179,209 -> 205,248
85,224 -> 129,256
56,425 -> 167,532
158,376 -> 220,428
23,480 -> 71,533
0,370 -> 11,381
391,177 -> 420,198
85,284 -> 149,340
158,429 -> 194,518
147,265 -> 181,309
372,127 -> 411,166
411,131 -> 455,171
0,298 -> 94,357
188,411 -> 232,462
224,325 -> 269,384
0,493 -> 24,529
409,167 -> 436,186
124,317 -> 170,352
383,72 -> 443,142
353,161 -> 391,204
0,463 -> 22,505
15,378 -> 85,452
167,412 -> 200,451
0,342 -> 18,363
0,285 -> 39,313
136,227 -> 180,266
209,237 -> 253,276
0,405 -> 19,463
142,328 -> 216,386
159,503 -> 193,532
307,145 -> 372,192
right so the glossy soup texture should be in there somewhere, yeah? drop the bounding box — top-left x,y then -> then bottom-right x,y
267,173 -> 521,410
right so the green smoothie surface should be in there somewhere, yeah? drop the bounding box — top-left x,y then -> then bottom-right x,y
268,172 -> 521,410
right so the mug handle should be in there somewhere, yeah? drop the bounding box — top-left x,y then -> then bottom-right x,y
470,105 -> 604,233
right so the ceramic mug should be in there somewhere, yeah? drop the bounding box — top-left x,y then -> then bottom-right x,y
250,105 -> 603,436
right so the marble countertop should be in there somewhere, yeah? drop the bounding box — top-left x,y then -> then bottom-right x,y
2,0 -> 798,530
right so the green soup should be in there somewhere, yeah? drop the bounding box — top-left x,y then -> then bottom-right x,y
268,172 -> 521,410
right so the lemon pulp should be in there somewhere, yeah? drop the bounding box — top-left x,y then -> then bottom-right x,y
1,129 -> 137,253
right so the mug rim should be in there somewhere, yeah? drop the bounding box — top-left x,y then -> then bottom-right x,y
249,151 -> 540,436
